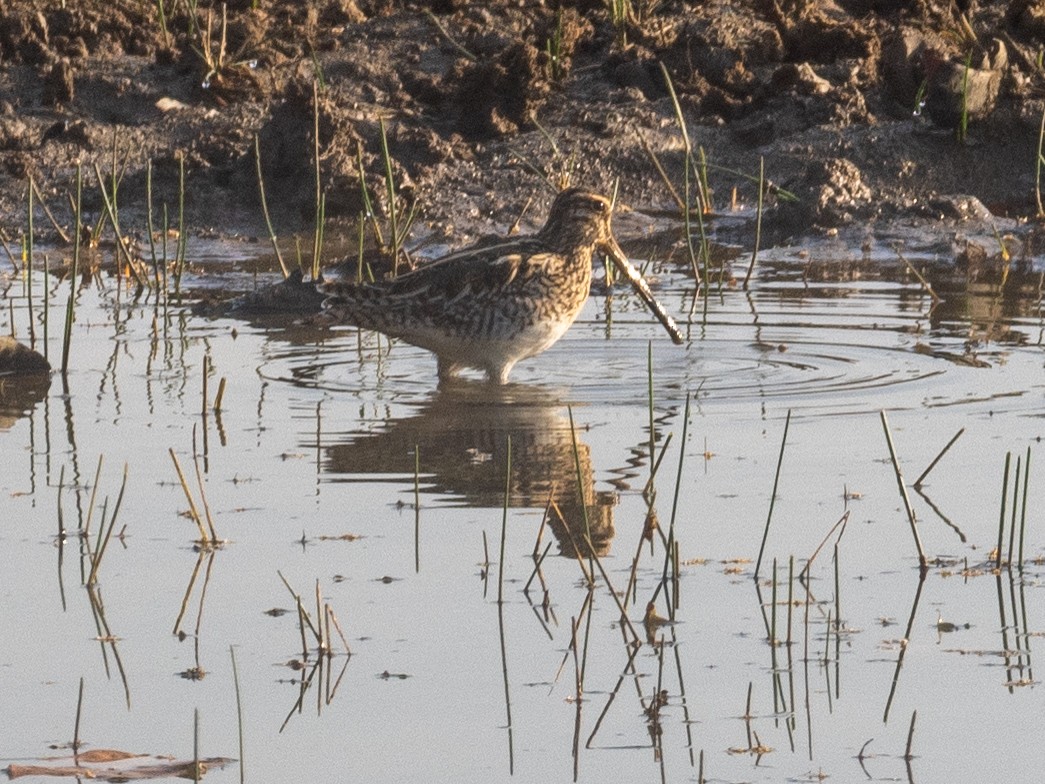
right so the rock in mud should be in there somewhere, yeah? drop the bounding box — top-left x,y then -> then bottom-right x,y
42,57 -> 75,105
777,157 -> 872,230
882,29 -> 1007,126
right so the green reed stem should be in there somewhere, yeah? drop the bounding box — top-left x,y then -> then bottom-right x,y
996,451 -> 1011,569
498,434 -> 511,605
647,342 -> 655,486
229,646 -> 245,784
193,708 -> 201,783
146,160 -> 159,284
414,444 -> 421,573
742,156 -> 764,290
666,393 -> 691,548
43,254 -> 49,362
26,179 -> 34,350
755,409 -> 791,579
786,554 -> 794,647
1007,455 -> 1021,568
254,135 -> 289,279
770,557 -> 778,646
1018,447 -> 1031,568
1037,103 -> 1045,218
904,709 -> 917,761
312,79 -> 323,280
175,154 -> 186,296
72,676 -> 84,757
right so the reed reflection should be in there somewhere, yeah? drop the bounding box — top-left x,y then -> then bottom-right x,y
322,382 -> 616,556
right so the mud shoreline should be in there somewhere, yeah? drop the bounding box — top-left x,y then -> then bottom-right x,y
1,0 -> 1044,262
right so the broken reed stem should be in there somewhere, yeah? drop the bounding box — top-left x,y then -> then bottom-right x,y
798,510 -> 850,583
314,580 -> 325,652
213,377 -> 227,412
29,176 -> 70,244
421,8 -> 477,61
497,434 -> 511,605
87,463 -> 129,585
295,600 -> 310,660
755,409 -> 791,579
253,135 -> 289,279
913,427 -> 965,487
191,438 -> 219,543
742,155 -> 764,290
996,451 -> 1011,570
879,411 -> 927,571
523,541 -> 553,593
585,642 -> 642,747
637,129 -> 685,213
169,448 -> 208,542
91,162 -> 148,289
230,647 -> 245,784
584,533 -> 643,647
327,606 -> 352,655
660,62 -> 704,287
83,453 -> 104,540
532,483 -> 555,558
894,246 -> 940,303
551,499 -> 595,585
567,405 -> 593,558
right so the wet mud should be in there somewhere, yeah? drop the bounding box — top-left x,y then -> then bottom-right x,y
1,0 -> 1045,259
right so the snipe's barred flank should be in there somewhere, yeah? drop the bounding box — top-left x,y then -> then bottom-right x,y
320,188 -> 684,384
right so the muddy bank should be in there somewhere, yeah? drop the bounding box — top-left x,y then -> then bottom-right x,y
1,0 -> 1045,262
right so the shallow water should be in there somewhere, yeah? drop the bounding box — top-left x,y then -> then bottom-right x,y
1,237 -> 1043,783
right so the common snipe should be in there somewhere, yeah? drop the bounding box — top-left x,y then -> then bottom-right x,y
320,188 -> 683,383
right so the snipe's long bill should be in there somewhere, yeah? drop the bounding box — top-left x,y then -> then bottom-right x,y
320,188 -> 684,384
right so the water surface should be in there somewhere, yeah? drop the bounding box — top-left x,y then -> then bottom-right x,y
1,237 -> 1043,783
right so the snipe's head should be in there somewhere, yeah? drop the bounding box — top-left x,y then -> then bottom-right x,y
538,187 -> 686,346
536,188 -> 616,253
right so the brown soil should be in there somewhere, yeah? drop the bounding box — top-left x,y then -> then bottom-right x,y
1,0 -> 1044,256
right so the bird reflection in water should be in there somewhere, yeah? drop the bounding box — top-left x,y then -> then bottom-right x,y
322,381 -> 616,557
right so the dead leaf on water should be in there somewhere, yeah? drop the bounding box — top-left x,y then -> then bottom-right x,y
5,752 -> 234,781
